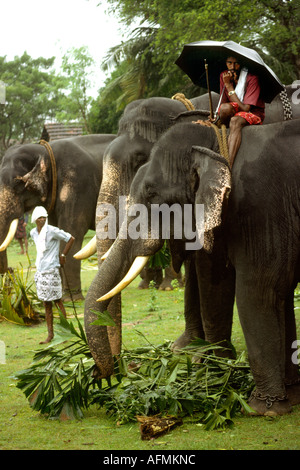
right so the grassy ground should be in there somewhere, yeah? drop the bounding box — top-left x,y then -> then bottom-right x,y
0,232 -> 300,451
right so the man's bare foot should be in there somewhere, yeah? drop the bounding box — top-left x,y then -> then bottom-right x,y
39,336 -> 53,344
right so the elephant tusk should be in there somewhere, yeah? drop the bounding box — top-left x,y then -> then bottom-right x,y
73,235 -> 97,259
0,218 -> 19,252
97,255 -> 150,302
101,244 -> 114,260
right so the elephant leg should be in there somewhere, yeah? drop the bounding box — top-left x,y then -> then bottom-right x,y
159,265 -> 184,291
0,250 -> 8,274
284,287 -> 300,406
196,251 -> 235,358
172,255 -> 204,350
235,268 -> 292,416
60,239 -> 84,301
138,267 -> 163,289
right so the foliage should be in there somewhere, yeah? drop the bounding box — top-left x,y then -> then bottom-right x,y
0,266 -> 42,325
57,46 -> 96,133
147,280 -> 159,312
0,53 -> 65,154
148,241 -> 171,270
15,311 -> 97,419
88,63 -> 125,134
15,311 -> 255,430
251,0 -> 300,84
93,0 -> 299,119
88,96 -> 123,134
91,335 -> 255,430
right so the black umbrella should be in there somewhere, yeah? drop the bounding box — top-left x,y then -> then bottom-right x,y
175,40 -> 284,103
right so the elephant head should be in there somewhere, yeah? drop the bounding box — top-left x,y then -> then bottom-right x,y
84,122 -> 231,378
0,144 -> 52,267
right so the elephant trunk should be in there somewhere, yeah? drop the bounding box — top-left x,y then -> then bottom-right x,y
0,185 -> 23,273
92,159 -> 128,356
84,238 -> 131,378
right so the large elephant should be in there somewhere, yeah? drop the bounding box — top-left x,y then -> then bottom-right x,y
76,93 -> 221,357
0,134 -> 115,299
78,85 -> 299,357
85,117 -> 300,417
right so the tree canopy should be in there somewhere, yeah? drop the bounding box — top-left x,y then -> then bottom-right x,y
89,0 -> 299,133
58,46 -> 96,133
102,0 -> 299,83
0,48 -> 98,155
1,2 -> 298,141
0,53 -> 63,153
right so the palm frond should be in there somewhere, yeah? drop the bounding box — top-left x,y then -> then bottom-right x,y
0,267 -> 42,325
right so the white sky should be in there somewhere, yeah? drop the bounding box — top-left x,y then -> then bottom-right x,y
0,0 -> 131,96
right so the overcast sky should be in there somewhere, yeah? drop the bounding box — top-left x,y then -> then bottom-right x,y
0,0 -> 131,96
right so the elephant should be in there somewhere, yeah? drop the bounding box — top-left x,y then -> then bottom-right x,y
0,134 -> 115,299
84,117 -> 300,417
78,85 -> 299,357
76,93 -> 221,357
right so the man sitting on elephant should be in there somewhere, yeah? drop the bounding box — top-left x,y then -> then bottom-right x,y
218,56 -> 265,166
195,56 -> 265,167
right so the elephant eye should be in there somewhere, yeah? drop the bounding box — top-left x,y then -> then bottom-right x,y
144,183 -> 157,198
132,153 -> 147,172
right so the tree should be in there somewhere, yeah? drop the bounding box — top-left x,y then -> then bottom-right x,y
88,66 -> 125,134
251,0 -> 300,83
97,0 -> 299,105
0,53 -> 63,154
58,46 -> 96,133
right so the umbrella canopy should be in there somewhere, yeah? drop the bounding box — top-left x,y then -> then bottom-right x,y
175,40 -> 284,103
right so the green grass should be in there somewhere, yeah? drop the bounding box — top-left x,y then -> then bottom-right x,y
0,232 -> 300,450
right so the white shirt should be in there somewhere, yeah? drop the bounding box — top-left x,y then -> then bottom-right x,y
30,224 -> 72,272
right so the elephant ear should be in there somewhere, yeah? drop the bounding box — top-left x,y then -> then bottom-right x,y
16,155 -> 49,201
191,146 -> 231,253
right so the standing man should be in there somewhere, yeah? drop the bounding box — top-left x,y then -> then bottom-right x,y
30,206 -> 75,344
217,56 -> 265,167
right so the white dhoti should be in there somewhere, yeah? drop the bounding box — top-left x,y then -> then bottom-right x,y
34,268 -> 62,301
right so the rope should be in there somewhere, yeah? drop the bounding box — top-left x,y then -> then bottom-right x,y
171,93 -> 229,163
171,93 -> 195,111
210,123 -> 230,163
39,139 -> 57,214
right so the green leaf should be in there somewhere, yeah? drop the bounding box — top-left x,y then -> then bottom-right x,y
89,310 -> 116,327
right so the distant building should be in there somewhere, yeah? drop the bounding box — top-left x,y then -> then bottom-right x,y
41,122 -> 83,142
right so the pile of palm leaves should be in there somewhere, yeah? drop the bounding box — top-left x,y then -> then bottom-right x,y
0,267 -> 42,325
91,336 -> 255,430
15,312 -> 255,430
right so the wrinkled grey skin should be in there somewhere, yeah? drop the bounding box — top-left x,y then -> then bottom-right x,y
89,118 -> 300,417
85,85 -> 299,362
0,134 -> 115,298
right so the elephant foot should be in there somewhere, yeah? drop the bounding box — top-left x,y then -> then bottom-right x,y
286,381 -> 300,406
91,361 -> 115,380
247,391 -> 292,416
171,330 -> 203,351
62,290 -> 85,302
138,278 -> 150,289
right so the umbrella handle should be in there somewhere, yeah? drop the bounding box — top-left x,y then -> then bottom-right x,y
205,60 -> 214,120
